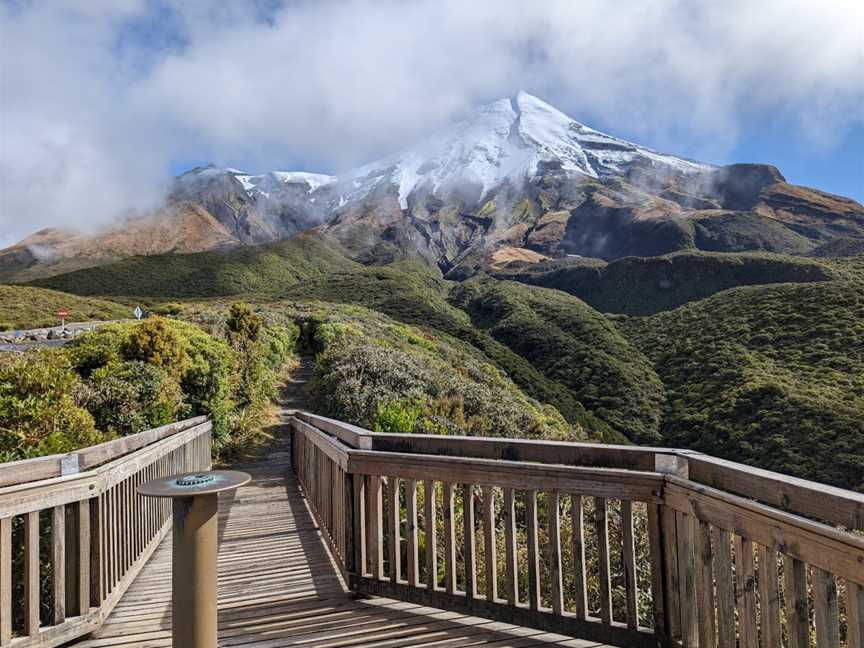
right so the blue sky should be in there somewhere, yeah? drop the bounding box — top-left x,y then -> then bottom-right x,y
2,0 -> 863,242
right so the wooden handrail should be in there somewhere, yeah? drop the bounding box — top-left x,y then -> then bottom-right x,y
0,416 -> 208,488
289,414 -> 864,648
0,417 -> 212,648
296,411 -> 864,530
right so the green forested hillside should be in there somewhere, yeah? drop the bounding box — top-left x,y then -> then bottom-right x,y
624,280 -> 864,490
277,264 -> 621,441
0,286 -> 129,329
31,233 -> 358,298
495,251 -> 836,315
450,279 -> 665,443
9,231 -> 864,490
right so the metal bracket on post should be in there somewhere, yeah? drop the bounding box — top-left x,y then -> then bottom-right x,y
60,453 -> 80,476
139,470 -> 250,648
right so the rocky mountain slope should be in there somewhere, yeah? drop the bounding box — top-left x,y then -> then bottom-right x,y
3,92 -> 862,281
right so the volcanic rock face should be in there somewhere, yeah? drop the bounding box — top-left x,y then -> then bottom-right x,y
3,92 -> 863,280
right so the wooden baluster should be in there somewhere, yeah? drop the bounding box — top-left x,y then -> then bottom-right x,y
712,527 -> 734,648
503,488 -> 518,606
65,504 -> 77,616
646,504 -> 666,636
424,481 -> 437,591
147,463 -> 154,540
676,512 -> 697,647
813,567 -> 840,648
758,545 -> 781,648
352,475 -> 366,578
90,496 -> 103,608
848,581 -> 864,648
443,482 -> 456,595
78,500 -> 91,615
52,505 -> 66,625
596,497 -> 612,625
572,495 -> 588,620
482,486 -> 497,602
405,479 -> 419,587
368,476 -> 383,579
24,511 -> 39,636
387,477 -> 400,583
695,519 -> 714,647
102,491 -> 109,595
526,490 -> 540,611
660,506 -> 681,639
734,536 -> 757,648
548,491 -> 563,615
124,478 -> 131,571
463,484 -> 476,600
117,481 -> 125,577
114,484 -> 121,587
621,500 -> 638,630
142,465 -> 150,545
109,486 -> 117,590
123,479 -> 130,573
0,517 -> 11,645
135,471 -> 143,559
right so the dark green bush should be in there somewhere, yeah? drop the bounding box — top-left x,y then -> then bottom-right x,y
66,325 -> 127,377
122,317 -> 189,375
0,351 -> 104,461
76,361 -> 184,436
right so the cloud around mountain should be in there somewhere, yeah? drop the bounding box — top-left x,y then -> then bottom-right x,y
1,0 -> 862,242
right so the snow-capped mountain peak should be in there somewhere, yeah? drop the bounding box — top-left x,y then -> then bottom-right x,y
335,90 -> 712,208
177,92 -> 714,220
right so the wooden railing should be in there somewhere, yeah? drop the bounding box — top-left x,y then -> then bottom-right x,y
0,417 -> 212,647
290,412 -> 864,648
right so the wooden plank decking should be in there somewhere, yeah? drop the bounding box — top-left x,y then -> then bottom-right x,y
71,429 -> 618,648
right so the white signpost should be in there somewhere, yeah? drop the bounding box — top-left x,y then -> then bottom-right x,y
134,306 -> 143,321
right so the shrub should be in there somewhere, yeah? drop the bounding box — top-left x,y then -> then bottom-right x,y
176,325 -> 236,445
0,351 -> 104,461
122,317 -> 189,375
150,302 -> 184,317
66,325 -> 127,377
372,399 -> 422,434
67,319 -> 237,445
76,361 -> 185,436
307,312 -> 578,441
226,302 -> 262,344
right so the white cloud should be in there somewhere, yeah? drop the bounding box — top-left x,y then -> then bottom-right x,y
1,0 -> 862,243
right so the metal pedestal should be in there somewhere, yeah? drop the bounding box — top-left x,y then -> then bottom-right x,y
139,470 -> 250,648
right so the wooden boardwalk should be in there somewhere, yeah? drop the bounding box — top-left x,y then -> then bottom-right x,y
71,429 -> 615,648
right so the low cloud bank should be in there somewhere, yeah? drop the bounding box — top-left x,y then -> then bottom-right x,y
1,0 -> 861,241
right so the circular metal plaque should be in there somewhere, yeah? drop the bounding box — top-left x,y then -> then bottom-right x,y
176,474 -> 215,487
138,470 -> 251,498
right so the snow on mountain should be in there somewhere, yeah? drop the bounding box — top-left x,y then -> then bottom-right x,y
335,91 -> 713,208
218,91 -> 714,210
228,170 -> 336,198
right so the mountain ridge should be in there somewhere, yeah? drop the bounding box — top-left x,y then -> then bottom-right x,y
2,92 -> 862,282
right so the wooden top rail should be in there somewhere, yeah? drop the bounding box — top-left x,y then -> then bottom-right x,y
0,419 -> 212,518
295,411 -> 864,530
0,416 -> 209,488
